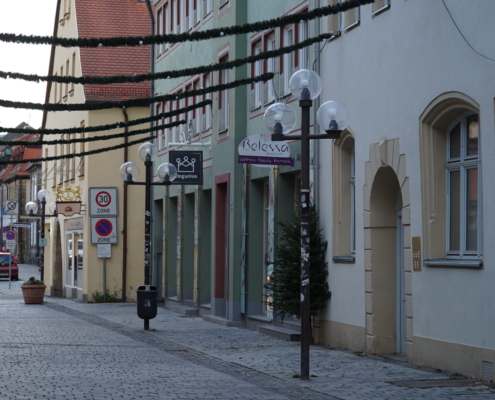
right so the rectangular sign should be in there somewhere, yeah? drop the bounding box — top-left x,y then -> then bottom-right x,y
169,150 -> 203,185
39,238 -> 47,247
89,187 -> 119,217
6,243 -> 15,250
13,222 -> 31,228
412,236 -> 422,271
237,155 -> 295,166
91,218 -> 118,244
3,215 -> 16,226
97,243 -> 112,258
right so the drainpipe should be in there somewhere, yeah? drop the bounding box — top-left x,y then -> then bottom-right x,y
313,0 -> 322,208
122,108 -> 129,302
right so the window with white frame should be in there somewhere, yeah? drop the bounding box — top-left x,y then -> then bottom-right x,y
70,52 -> 75,94
282,25 -> 294,95
203,73 -> 212,130
164,3 -> 170,50
298,20 -> 309,70
163,102 -> 169,148
219,0 -> 228,9
157,7 -> 163,54
327,0 -> 341,33
341,0 -> 360,30
192,0 -> 200,25
193,79 -> 201,134
203,0 -> 212,17
372,0 -> 390,15
266,33 -> 276,103
350,145 -> 356,254
446,112 -> 481,258
253,40 -> 262,109
218,56 -> 229,132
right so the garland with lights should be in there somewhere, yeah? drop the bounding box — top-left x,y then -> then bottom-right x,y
0,33 -> 336,85
0,135 -> 160,165
0,73 -> 274,111
0,0 -> 372,47
0,100 -> 211,135
0,120 -> 186,147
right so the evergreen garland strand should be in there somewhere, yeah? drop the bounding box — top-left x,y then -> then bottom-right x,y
0,33 -> 336,85
0,100 -> 211,135
0,73 -> 274,111
0,0 -> 372,47
2,120 -> 186,146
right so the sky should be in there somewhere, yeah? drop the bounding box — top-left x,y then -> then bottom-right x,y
0,0 -> 58,130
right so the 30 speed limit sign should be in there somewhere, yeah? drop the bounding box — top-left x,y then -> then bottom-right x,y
89,188 -> 118,217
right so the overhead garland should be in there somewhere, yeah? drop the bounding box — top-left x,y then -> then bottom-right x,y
0,73 -> 274,111
0,136 -> 155,165
0,33 -> 336,85
0,100 -> 211,135
0,0 -> 372,47
1,120 -> 186,146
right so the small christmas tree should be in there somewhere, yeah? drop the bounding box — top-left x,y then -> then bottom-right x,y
265,205 -> 331,324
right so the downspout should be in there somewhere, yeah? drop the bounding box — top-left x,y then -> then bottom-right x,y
121,108 -> 129,302
313,0 -> 322,208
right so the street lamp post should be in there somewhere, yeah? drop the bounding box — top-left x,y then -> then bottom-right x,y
26,189 -> 57,282
264,69 -> 349,380
120,142 -> 177,330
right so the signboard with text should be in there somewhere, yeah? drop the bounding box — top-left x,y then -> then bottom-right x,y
90,218 -> 118,244
89,187 -> 118,217
169,151 -> 203,185
237,134 -> 294,167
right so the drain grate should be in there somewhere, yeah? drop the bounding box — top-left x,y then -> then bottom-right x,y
391,379 -> 485,388
482,361 -> 494,382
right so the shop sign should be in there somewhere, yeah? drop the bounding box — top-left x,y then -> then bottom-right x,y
237,134 -> 294,167
169,151 -> 203,185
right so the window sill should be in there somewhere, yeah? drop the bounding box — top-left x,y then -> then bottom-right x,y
372,4 -> 390,18
424,258 -> 483,269
69,90 -> 74,96
332,256 -> 355,263
343,21 -> 360,33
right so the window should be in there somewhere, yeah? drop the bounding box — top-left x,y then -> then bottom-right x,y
251,40 -> 262,109
162,102 -> 169,148
327,0 -> 341,33
342,0 -> 360,30
332,132 -> 356,261
78,120 -> 85,177
64,59 -> 69,100
193,79 -> 202,134
157,7 -> 163,54
164,2 -> 170,51
218,56 -> 229,132
219,0 -> 228,9
59,66 -> 63,102
372,0 -> 390,15
54,73 -> 58,103
419,93 -> 482,267
298,20 -> 309,69
203,73 -> 212,130
203,0 -> 212,17
52,145 -> 57,188
193,0 -> 200,25
446,113 -> 481,258
265,33 -> 276,103
70,53 -> 75,94
282,25 -> 294,95
71,132 -> 76,179
156,102 -> 164,150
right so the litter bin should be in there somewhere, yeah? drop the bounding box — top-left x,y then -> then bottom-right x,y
136,285 -> 158,320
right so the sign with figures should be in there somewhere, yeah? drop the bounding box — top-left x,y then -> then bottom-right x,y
169,151 -> 203,185
89,187 -> 118,217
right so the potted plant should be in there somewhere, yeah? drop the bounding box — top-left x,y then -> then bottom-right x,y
21,277 -> 46,304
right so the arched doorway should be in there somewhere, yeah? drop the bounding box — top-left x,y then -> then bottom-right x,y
51,219 -> 63,297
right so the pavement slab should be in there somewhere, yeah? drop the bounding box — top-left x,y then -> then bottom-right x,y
0,288 -> 494,399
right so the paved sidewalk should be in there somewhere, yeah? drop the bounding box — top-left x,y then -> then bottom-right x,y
0,292 -> 494,400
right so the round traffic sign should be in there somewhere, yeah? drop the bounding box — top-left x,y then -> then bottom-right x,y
7,201 -> 16,211
95,219 -> 113,237
2,227 -> 7,233
95,191 -> 112,208
6,231 -> 15,240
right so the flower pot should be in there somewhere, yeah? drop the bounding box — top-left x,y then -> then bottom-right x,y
21,284 -> 46,304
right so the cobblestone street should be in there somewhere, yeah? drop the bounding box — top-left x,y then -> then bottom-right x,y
0,283 -> 494,400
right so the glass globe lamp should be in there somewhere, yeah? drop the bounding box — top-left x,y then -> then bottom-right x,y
37,189 -> 51,203
289,69 -> 323,101
25,201 -> 38,215
317,100 -> 350,138
157,163 -> 178,185
138,143 -> 157,162
119,162 -> 140,182
263,103 -> 296,140
49,202 -> 57,215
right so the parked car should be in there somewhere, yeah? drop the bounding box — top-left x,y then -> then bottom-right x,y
0,252 -> 18,280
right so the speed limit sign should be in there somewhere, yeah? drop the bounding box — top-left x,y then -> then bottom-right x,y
89,187 -> 118,217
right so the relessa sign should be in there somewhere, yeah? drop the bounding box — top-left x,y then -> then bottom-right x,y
237,134 -> 294,167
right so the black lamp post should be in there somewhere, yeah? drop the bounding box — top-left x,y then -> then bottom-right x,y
25,189 -> 57,282
265,69 -> 349,380
120,142 -> 177,330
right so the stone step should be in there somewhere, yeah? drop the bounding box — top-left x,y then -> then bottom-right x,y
259,326 -> 301,342
167,304 -> 199,317
203,314 -> 246,328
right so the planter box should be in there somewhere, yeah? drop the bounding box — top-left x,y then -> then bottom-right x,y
21,284 -> 46,304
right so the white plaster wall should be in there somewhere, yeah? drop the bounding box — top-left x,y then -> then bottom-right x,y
318,0 -> 495,348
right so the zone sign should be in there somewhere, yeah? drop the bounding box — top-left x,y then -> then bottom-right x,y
89,187 -> 118,217
91,218 -> 118,244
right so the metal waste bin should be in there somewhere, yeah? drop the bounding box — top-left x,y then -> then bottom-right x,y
136,285 -> 158,320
